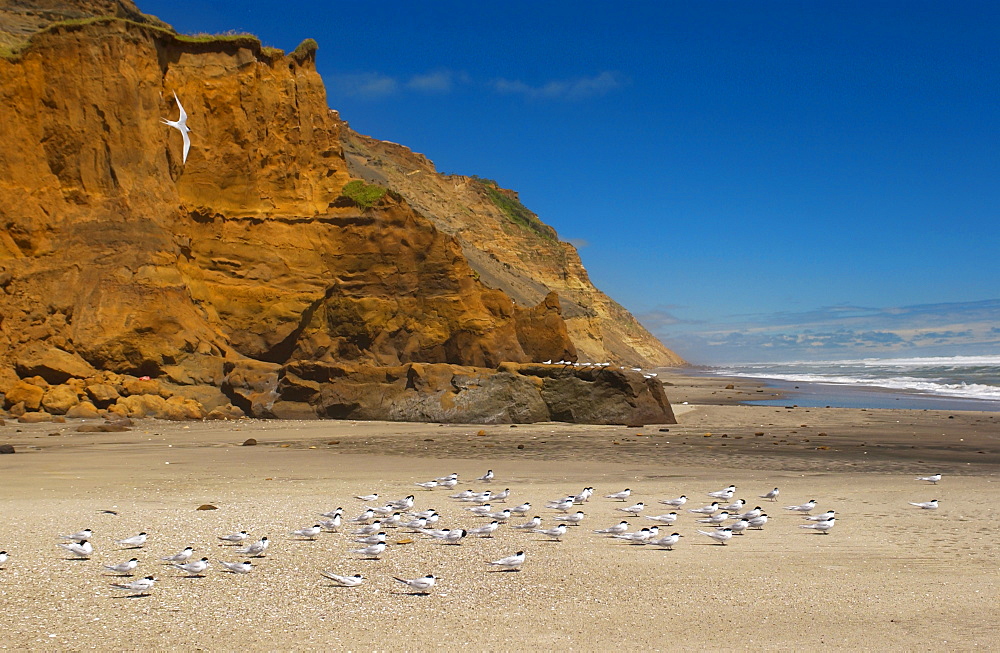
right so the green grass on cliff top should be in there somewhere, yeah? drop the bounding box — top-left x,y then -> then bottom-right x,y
1,15 -> 316,61
473,177 -> 557,242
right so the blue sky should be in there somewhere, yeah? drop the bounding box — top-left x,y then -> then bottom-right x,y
140,1 -> 1000,364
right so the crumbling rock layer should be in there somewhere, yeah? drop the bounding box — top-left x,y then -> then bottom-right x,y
0,5 -> 676,424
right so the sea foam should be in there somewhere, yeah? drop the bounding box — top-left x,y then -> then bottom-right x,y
713,355 -> 1000,403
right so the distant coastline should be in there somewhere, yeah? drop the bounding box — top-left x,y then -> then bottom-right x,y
673,355 -> 1000,412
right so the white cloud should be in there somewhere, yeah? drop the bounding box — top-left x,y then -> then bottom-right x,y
329,73 -> 399,99
406,70 -> 456,93
493,71 -> 624,100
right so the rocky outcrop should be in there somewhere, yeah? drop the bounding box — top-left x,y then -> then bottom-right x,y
266,361 -> 674,425
0,2 -> 678,425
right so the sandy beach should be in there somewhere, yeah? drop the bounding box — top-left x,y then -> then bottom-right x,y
1,374 -> 997,650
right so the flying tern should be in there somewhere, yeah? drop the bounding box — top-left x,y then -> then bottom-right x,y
161,91 -> 191,164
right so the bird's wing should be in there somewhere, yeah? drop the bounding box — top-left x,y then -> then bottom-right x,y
174,91 -> 187,122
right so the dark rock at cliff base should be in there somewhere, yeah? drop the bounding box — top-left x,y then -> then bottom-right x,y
274,361 -> 675,425
0,444 -> 14,453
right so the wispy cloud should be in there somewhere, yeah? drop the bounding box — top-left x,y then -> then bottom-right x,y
329,73 -> 399,99
636,306 -> 704,331
406,70 -> 468,93
492,71 -> 624,100
651,299 -> 1000,363
328,69 -> 625,102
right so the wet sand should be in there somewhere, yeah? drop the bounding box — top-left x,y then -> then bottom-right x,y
0,375 -> 997,649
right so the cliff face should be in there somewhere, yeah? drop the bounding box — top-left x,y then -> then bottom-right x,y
340,131 -> 685,368
0,5 -> 676,424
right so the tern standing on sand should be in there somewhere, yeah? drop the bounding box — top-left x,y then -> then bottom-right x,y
162,91 -> 191,164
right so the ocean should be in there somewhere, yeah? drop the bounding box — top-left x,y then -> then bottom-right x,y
707,355 -> 1000,411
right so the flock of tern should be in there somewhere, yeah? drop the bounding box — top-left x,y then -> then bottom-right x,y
0,470 -> 944,597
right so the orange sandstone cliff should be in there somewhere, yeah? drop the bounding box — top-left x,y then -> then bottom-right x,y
340,131 -> 685,369
0,1 -> 677,424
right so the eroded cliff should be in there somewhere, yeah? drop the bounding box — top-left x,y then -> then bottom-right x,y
0,3 -> 676,424
340,131 -> 685,368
